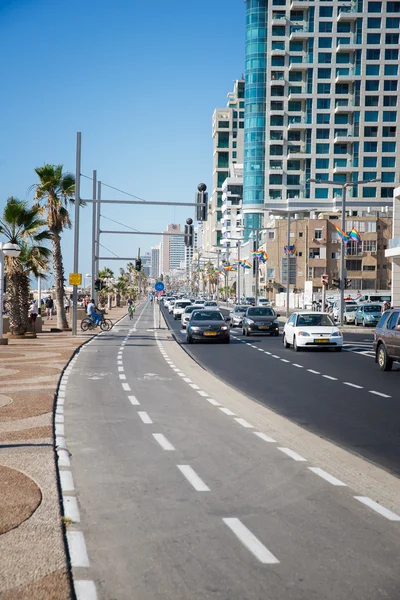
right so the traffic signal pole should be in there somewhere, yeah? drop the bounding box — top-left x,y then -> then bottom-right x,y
72,132 -> 81,337
91,170 -> 97,300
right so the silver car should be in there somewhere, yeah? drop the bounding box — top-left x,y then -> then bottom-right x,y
229,305 -> 250,327
343,304 -> 358,324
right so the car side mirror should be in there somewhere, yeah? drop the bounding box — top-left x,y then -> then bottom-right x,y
225,316 -> 231,322
276,313 -> 281,318
396,324 -> 400,331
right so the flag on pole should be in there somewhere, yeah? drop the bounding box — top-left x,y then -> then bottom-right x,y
334,224 -> 350,243
349,227 -> 361,243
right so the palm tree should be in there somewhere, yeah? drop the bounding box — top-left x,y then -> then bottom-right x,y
0,198 -> 51,335
32,164 -> 75,330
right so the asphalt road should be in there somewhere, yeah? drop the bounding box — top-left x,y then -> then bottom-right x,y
162,305 -> 400,476
61,302 -> 400,600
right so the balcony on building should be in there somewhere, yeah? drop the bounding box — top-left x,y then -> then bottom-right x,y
336,41 -> 358,52
288,90 -> 311,101
386,237 -> 400,259
271,48 -> 286,56
271,74 -> 286,85
333,160 -> 356,174
334,99 -> 356,114
288,116 -> 307,130
289,61 -> 309,71
287,145 -> 308,159
271,14 -> 287,26
290,0 -> 313,9
337,6 -> 359,21
289,25 -> 310,41
335,68 -> 356,83
334,130 -> 356,144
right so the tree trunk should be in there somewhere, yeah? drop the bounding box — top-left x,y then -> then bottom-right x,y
52,233 -> 69,329
6,266 -> 26,335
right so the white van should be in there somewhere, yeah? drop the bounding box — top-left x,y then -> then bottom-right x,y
357,293 -> 391,304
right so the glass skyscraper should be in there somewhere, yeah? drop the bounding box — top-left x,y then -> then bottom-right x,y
243,0 -> 400,221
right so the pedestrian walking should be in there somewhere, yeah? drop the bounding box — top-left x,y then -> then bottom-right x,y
29,300 -> 38,331
64,297 -> 70,314
45,295 -> 54,320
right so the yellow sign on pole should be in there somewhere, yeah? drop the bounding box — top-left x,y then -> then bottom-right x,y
69,273 -> 82,286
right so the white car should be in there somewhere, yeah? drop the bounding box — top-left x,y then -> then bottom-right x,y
283,311 -> 343,352
258,298 -> 270,307
173,300 -> 192,320
343,304 -> 358,324
203,301 -> 218,310
168,300 -> 178,314
164,296 -> 176,310
181,305 -> 199,329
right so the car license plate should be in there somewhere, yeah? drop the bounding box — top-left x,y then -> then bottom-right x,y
204,331 -> 217,336
315,339 -> 329,343
259,325 -> 269,329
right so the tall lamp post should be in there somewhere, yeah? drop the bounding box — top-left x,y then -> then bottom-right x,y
238,227 -> 269,306
308,178 -> 380,326
0,242 -> 21,345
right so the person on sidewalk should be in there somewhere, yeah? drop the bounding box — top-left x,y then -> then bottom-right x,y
64,297 -> 70,314
45,295 -> 54,320
29,300 -> 38,331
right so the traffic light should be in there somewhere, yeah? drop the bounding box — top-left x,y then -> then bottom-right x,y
185,218 -> 194,247
345,278 -> 352,289
321,274 -> 329,286
135,258 -> 142,272
94,279 -> 100,291
332,277 -> 340,288
196,183 -> 208,222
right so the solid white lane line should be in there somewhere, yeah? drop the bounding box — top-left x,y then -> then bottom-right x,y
223,518 -> 280,564
219,407 -> 236,416
153,433 -> 175,451
60,471 -> 75,492
278,447 -> 307,462
323,375 -> 338,381
354,497 -> 400,521
138,411 -> 153,424
253,431 -> 276,443
64,496 -> 80,522
292,363 -> 303,368
177,465 -> 210,492
118,366 -> 124,372
369,390 -> 391,398
66,531 -> 90,568
119,374 -> 126,380
197,391 -> 209,397
74,580 -> 98,600
281,359 -> 290,363
307,369 -> 320,375
128,395 -> 140,406
122,383 -> 131,391
207,398 -> 221,406
234,418 -> 254,428
189,383 -> 200,390
308,467 -> 347,486
343,382 -> 363,389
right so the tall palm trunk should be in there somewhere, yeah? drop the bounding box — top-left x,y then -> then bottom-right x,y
52,232 -> 68,329
6,265 -> 26,335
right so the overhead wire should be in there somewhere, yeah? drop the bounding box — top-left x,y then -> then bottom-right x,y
81,173 -> 148,202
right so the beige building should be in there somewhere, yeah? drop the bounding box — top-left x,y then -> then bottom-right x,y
258,213 -> 392,301
159,224 -> 184,279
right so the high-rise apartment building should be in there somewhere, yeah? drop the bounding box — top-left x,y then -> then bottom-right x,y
150,245 -> 160,279
160,224 -> 185,278
203,80 -> 245,256
244,0 -> 400,227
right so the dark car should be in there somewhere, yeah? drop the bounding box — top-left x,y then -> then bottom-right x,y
186,310 -> 230,344
242,306 -> 280,336
373,308 -> 400,371
245,297 -> 256,306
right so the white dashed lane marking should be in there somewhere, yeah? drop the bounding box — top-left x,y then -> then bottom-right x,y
369,390 -> 391,398
177,465 -> 210,492
254,431 -> 276,443
278,447 -> 307,462
153,433 -> 175,451
354,497 -> 400,521
219,407 -> 236,416
223,518 -> 280,565
309,467 -> 347,487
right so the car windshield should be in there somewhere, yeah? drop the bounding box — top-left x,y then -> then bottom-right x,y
296,314 -> 334,327
176,302 -> 191,308
192,311 -> 224,321
364,305 -> 381,313
247,307 -> 274,317
345,305 -> 357,312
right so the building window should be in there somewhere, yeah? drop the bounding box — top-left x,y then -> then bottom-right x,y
364,141 -> 378,152
346,260 -> 362,271
317,83 -> 331,94
384,80 -> 398,91
381,172 -> 395,182
362,240 -> 377,252
362,187 -> 377,198
366,80 -> 379,91
368,1 -> 382,11
332,252 -> 340,259
287,174 -> 300,186
386,33 -> 399,44
382,141 -> 396,152
367,33 -> 381,44
317,98 -> 330,109
268,231 -> 275,241
385,48 -> 399,60
366,64 -> 380,76
316,143 -> 330,154
364,126 -> 378,137
315,188 -> 329,199
318,53 -> 332,64
385,64 -> 398,76
367,17 -> 381,27
319,22 -> 332,32
381,187 -> 395,198
367,49 -> 380,60
269,174 -> 282,185
299,232 -> 303,238
316,158 -> 329,169
363,156 -> 377,167
363,265 -> 376,271
314,229 -> 323,239
383,126 -> 396,137
319,6 -> 333,16
383,111 -> 397,122
363,171 -> 377,180
309,248 -> 320,259
382,156 -> 395,167
365,96 -> 379,106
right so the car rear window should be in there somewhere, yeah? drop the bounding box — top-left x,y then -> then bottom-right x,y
247,307 -> 274,316
192,311 -> 224,321
176,302 -> 191,308
234,306 -> 248,313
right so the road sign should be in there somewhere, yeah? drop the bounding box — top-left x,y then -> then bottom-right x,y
154,281 -> 165,292
69,273 -> 82,285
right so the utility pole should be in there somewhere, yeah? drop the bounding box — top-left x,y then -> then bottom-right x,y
95,181 -> 101,303
91,169 -> 97,300
286,214 -> 291,319
72,132 -> 81,336
236,242 -> 241,303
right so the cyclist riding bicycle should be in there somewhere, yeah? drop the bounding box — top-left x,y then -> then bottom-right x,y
87,299 -> 102,326
127,297 -> 135,319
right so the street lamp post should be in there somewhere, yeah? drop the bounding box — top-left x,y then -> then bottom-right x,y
238,227 -> 269,306
308,178 -> 380,326
0,242 -> 21,345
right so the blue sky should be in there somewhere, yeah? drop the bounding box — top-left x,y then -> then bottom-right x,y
0,0 -> 244,283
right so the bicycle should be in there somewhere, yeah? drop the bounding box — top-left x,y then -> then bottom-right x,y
128,304 -> 135,320
81,310 -> 113,332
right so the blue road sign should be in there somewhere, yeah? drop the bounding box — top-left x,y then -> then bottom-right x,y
154,281 -> 165,292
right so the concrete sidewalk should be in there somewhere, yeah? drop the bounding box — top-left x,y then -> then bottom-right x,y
0,305 -> 129,599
